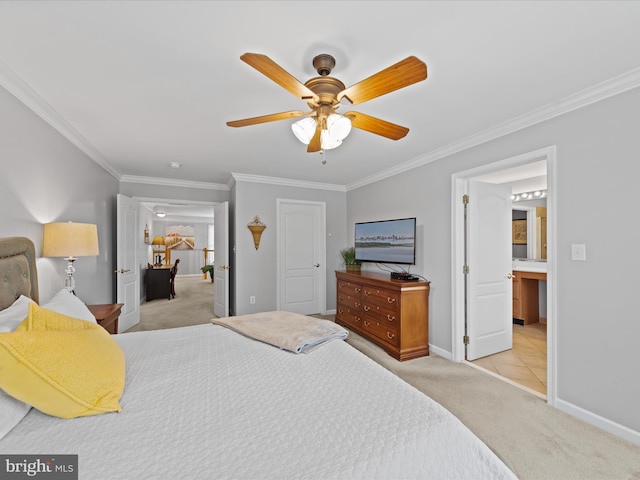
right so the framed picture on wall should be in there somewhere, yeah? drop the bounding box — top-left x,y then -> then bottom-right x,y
166,224 -> 196,250
512,220 -> 527,245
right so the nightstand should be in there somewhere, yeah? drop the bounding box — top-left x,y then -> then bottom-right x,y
87,304 -> 124,334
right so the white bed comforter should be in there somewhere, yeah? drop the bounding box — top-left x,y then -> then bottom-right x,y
0,324 -> 516,480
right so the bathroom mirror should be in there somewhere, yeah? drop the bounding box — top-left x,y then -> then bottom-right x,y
512,200 -> 547,260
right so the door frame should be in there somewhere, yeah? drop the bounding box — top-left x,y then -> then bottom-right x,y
276,198 -> 327,315
451,145 -> 557,405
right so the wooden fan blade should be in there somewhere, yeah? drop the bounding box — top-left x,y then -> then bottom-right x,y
307,125 -> 322,153
338,56 -> 427,105
226,110 -> 305,128
344,111 -> 410,140
241,53 -> 319,103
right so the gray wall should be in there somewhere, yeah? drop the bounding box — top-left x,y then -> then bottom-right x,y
232,178 -> 347,316
347,86 -> 640,436
0,85 -> 118,305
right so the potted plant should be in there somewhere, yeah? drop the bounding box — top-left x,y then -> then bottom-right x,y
340,247 -> 361,273
201,264 -> 215,282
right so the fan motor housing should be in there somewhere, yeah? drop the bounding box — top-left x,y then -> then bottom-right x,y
304,76 -> 345,107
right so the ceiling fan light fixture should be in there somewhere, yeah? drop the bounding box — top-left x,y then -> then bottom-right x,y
291,117 -> 317,145
326,113 -> 351,141
320,129 -> 342,150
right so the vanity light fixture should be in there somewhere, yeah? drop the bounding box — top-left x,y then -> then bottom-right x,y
512,189 -> 547,202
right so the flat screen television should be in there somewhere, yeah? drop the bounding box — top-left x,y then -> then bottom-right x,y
354,217 -> 416,265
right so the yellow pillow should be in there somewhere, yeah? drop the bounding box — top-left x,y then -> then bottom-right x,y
0,303 -> 125,418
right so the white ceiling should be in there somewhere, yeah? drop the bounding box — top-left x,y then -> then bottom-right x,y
1,1 -> 639,197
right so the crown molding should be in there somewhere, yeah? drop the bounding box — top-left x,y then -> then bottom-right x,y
231,173 -> 346,192
0,60 -> 122,180
120,175 -> 228,191
346,67 -> 640,191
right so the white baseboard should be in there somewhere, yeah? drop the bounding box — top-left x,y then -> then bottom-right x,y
556,398 -> 640,446
429,344 -> 452,360
325,308 -> 336,315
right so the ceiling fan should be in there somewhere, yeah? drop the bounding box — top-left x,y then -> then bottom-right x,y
226,53 -> 428,153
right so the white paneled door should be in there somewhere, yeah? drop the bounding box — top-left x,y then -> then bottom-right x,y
466,181 -> 513,360
116,194 -> 140,332
277,200 -> 325,315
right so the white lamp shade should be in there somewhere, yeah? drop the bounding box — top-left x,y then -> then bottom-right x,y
326,114 -> 352,141
291,117 -> 317,144
43,222 -> 99,258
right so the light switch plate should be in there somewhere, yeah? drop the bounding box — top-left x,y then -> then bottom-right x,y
571,244 -> 586,261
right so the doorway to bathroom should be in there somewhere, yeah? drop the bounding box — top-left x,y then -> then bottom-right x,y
451,146 -> 556,402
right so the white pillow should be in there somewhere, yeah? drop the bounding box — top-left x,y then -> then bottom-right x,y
41,289 -> 97,323
0,295 -> 35,332
0,390 -> 31,440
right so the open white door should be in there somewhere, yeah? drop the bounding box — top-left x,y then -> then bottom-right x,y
213,201 -> 229,318
277,200 -> 325,315
116,194 -> 140,332
466,181 -> 513,360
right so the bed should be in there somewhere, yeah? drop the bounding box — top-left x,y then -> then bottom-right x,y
0,237 -> 517,479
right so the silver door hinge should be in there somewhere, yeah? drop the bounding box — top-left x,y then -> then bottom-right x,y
463,335 -> 470,345
462,194 -> 469,204
463,265 -> 469,274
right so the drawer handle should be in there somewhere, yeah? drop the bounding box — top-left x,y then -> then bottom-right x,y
339,282 -> 345,287
338,308 -> 344,313
363,320 -> 370,327
354,302 -> 361,308
355,288 -> 361,293
364,290 -> 371,296
355,317 -> 361,322
363,305 -> 370,312
387,297 -> 396,304
386,315 -> 395,322
387,332 -> 395,339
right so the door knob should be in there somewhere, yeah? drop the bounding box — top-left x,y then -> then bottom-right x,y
507,273 -> 514,279
314,263 -> 320,267
114,269 -> 131,274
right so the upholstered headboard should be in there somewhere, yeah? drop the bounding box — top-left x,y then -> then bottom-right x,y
0,237 -> 39,310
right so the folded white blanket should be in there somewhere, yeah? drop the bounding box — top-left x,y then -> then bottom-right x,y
211,311 -> 348,353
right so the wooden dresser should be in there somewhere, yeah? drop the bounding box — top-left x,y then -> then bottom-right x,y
335,270 -> 430,361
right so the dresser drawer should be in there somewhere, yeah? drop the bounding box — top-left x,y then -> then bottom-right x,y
363,302 -> 399,328
361,318 -> 398,347
337,292 -> 362,310
337,280 -> 362,297
362,287 -> 400,309
336,305 -> 362,329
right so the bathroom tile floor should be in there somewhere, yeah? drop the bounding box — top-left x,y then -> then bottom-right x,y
470,322 -> 547,396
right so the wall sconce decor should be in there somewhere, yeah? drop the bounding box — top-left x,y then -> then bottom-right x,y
144,224 -> 150,244
43,221 -> 99,293
247,216 -> 266,250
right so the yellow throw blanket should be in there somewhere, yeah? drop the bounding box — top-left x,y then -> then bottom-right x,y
211,311 -> 348,353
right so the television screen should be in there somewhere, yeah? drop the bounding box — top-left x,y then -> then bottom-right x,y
354,217 -> 416,265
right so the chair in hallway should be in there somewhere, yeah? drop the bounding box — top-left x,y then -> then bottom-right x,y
170,259 -> 180,299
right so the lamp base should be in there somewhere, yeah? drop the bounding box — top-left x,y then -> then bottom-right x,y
64,257 -> 76,294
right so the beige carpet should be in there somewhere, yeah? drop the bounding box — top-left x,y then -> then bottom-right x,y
126,275 -> 215,332
128,276 -> 640,479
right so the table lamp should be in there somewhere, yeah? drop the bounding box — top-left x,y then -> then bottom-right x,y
43,221 -> 99,293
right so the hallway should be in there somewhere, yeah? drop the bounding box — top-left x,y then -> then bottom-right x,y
470,323 -> 547,395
